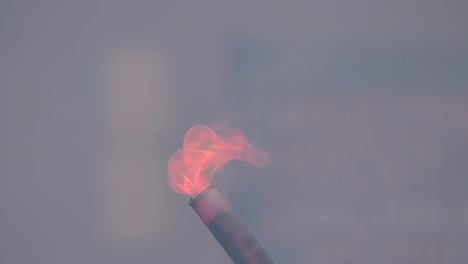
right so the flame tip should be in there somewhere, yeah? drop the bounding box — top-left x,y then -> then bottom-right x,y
168,123 -> 268,196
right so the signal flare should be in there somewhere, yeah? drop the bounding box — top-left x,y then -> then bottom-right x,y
168,124 -> 274,264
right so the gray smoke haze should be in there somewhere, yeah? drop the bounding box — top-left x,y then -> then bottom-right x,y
1,0 -> 468,263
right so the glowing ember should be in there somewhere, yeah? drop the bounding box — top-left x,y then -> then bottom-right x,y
168,124 -> 268,196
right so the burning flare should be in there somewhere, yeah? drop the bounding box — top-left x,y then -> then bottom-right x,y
168,124 -> 268,197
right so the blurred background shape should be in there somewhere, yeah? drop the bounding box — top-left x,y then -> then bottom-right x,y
102,50 -> 169,240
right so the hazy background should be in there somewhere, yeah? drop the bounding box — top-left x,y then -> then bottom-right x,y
1,1 -> 468,263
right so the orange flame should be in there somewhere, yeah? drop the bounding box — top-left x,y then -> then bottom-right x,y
168,124 -> 268,197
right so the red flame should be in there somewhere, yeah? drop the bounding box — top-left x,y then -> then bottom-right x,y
168,124 -> 268,196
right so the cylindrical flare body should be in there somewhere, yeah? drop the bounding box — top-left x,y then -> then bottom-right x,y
189,187 -> 274,264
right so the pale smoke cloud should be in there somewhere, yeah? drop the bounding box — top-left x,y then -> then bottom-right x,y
257,91 -> 468,263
